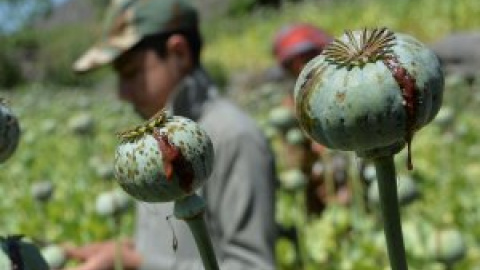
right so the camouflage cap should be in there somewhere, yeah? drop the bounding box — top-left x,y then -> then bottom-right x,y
73,0 -> 198,73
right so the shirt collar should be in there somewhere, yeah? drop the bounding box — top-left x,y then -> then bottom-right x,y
166,66 -> 218,121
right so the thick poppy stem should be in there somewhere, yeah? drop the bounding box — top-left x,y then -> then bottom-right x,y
184,216 -> 220,270
112,215 -> 123,270
373,155 -> 408,270
175,194 -> 220,270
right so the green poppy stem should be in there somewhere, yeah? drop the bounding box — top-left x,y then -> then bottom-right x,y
373,155 -> 408,270
320,151 -> 336,204
112,214 -> 123,270
37,202 -> 49,243
294,191 -> 308,268
349,153 -> 366,229
175,194 -> 219,270
184,216 -> 220,270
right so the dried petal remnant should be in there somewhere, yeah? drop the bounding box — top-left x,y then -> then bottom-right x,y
117,110 -> 167,142
324,27 -> 396,67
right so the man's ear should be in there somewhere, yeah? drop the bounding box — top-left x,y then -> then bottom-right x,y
166,34 -> 193,74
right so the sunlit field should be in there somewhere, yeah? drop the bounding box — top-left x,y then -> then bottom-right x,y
1,0 -> 480,268
204,0 -> 480,72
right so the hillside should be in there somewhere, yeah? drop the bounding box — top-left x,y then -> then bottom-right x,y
34,0 -> 97,30
1,0 -> 480,89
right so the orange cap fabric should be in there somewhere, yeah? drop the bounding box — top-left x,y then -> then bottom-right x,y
273,24 -> 332,64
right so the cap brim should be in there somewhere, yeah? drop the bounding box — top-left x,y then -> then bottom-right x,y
277,43 -> 319,64
73,35 -> 140,74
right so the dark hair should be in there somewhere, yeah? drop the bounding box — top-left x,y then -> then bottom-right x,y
133,27 -> 203,66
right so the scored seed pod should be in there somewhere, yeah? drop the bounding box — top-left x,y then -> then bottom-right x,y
114,111 -> 214,202
294,27 -> 444,168
0,99 -> 20,163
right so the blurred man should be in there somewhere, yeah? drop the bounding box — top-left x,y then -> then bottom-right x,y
66,0 -> 277,269
272,23 -> 332,108
273,24 -> 331,76
271,24 -> 353,213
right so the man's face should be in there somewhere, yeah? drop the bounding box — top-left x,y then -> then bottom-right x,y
113,47 -> 182,119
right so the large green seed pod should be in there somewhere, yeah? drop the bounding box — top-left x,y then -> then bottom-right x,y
0,235 -> 49,270
0,100 -> 20,163
114,111 -> 214,202
294,28 -> 444,166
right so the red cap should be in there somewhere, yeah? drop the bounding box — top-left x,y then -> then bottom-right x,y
273,24 -> 333,64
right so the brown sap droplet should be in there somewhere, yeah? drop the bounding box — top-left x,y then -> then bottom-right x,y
383,56 -> 418,170
336,92 -> 346,103
153,130 -> 195,193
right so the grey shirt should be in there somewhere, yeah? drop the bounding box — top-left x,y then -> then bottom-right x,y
135,67 -> 277,270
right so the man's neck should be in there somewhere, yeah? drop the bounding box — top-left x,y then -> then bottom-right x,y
168,66 -> 217,121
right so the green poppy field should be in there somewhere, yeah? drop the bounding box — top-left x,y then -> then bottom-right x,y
1,0 -> 480,269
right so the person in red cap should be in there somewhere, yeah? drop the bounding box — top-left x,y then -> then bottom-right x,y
271,24 -> 354,214
273,23 -> 332,78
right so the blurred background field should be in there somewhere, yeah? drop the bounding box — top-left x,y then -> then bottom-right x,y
1,0 -> 480,269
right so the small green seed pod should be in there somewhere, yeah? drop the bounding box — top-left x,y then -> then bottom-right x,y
0,100 -> 20,163
427,228 -> 466,265
95,189 -> 132,217
31,180 -> 55,203
286,128 -> 307,146
67,112 -> 95,135
294,28 -> 444,167
41,244 -> 67,269
368,175 -> 419,206
114,111 -> 214,202
279,169 -> 307,190
268,106 -> 297,132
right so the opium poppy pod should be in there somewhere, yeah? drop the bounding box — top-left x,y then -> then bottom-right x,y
0,100 -> 20,163
114,111 -> 214,202
294,28 -> 444,167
